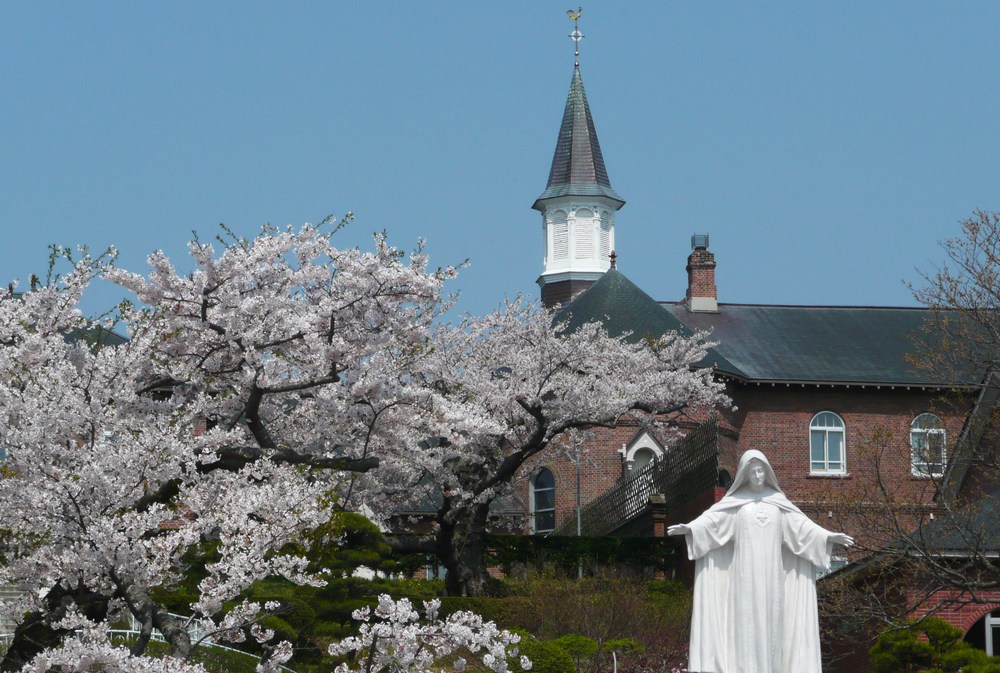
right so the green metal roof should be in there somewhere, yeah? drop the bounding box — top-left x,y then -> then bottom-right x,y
552,269 -> 742,375
553,269 -> 685,342
553,269 -> 978,387
533,66 -> 624,211
664,303 -> 976,387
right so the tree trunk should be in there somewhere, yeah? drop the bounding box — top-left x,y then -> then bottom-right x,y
0,584 -> 109,672
439,502 -> 491,597
123,582 -> 192,659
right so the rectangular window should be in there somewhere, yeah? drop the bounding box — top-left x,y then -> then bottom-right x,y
810,431 -> 825,471
827,433 -> 843,471
533,510 -> 555,533
912,431 -> 945,476
552,221 -> 569,260
575,221 -> 594,259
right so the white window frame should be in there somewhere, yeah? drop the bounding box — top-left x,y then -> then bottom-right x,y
809,411 -> 846,475
910,413 -> 946,477
530,468 -> 555,534
986,609 -> 1000,656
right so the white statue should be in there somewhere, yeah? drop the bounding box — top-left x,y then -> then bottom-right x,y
667,449 -> 853,673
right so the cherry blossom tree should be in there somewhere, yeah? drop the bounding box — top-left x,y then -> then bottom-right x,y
329,594 -> 530,673
0,220 -> 725,670
387,302 -> 725,596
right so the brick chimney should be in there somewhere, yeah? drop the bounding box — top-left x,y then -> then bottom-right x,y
686,234 -> 718,313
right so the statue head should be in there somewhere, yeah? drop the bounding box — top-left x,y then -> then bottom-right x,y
747,459 -> 767,492
726,449 -> 783,498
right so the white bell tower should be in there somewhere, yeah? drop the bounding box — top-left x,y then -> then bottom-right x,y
533,14 -> 624,307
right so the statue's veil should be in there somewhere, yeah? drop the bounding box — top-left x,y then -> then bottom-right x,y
725,449 -> 784,498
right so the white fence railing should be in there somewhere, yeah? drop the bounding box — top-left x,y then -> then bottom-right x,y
0,613 -> 296,673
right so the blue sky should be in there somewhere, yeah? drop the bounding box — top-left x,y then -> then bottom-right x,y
3,2 -> 999,318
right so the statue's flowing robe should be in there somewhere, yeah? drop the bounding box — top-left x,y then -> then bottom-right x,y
684,492 -> 833,673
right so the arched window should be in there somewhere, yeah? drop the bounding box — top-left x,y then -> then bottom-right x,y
810,412 -> 846,474
964,608 -> 1000,655
631,447 -> 656,473
530,469 -> 555,534
911,413 -> 946,477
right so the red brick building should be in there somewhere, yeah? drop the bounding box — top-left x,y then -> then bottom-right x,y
517,52 -> 1000,662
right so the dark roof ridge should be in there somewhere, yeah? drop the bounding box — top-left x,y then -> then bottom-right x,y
659,300 -> 928,311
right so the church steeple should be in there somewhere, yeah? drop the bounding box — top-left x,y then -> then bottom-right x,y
534,12 -> 625,308
532,65 -> 624,210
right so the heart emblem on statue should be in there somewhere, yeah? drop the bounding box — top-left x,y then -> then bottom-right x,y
754,509 -> 770,527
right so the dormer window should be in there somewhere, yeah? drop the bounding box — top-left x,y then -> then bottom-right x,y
621,430 -> 664,475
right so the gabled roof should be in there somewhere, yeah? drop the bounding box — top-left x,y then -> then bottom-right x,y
533,66 -> 624,210
553,270 -> 979,388
552,269 -> 741,373
664,303 -> 978,387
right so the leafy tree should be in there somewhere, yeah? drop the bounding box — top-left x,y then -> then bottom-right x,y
387,302 -> 724,596
809,212 -> 1000,651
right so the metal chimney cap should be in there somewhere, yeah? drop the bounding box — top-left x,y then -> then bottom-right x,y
691,234 -> 710,250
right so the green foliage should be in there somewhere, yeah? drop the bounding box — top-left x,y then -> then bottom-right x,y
487,535 -> 680,575
152,511 -> 437,673
452,570 -> 689,673
552,634 -> 599,671
870,616 -> 1000,673
601,638 -> 643,656
438,595 -> 534,631
152,536 -> 691,673
130,641 -> 262,673
511,638 -> 575,673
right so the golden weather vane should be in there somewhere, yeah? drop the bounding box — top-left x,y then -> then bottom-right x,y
567,7 -> 583,66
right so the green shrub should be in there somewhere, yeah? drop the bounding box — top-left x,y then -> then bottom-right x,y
870,616 -> 1000,673
552,634 -> 599,671
602,638 -> 643,656
512,638 -> 575,673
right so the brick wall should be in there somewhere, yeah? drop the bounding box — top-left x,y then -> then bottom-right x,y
518,418 -> 644,533
515,383 -> 970,551
908,589 -> 1000,634
722,384 -> 965,499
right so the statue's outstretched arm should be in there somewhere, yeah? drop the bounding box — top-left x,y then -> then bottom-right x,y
828,532 -> 854,547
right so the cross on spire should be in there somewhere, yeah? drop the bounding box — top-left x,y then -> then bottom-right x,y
567,7 -> 583,66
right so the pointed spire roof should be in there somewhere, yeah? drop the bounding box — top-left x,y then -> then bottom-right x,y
533,66 -> 624,211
